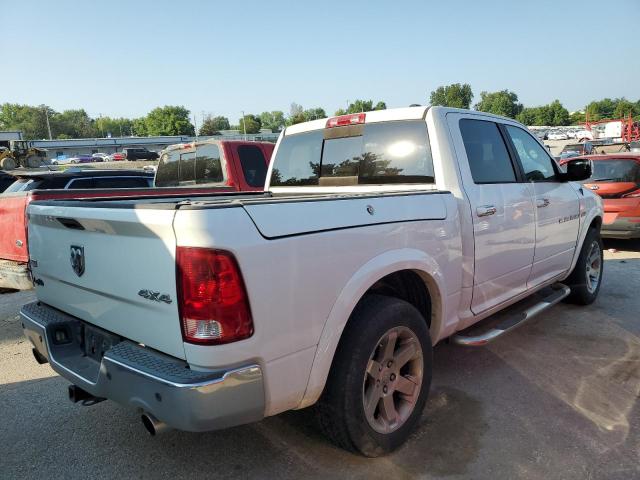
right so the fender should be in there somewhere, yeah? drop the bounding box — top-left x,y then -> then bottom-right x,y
297,248 -> 447,409
566,191 -> 603,277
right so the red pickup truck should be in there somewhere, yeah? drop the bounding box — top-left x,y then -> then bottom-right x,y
0,140 -> 274,290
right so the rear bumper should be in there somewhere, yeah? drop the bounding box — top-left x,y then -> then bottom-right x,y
20,301 -> 265,432
601,217 -> 640,239
0,260 -> 32,290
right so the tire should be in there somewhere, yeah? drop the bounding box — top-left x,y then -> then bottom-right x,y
316,294 -> 432,457
565,228 -> 603,305
0,156 -> 16,170
25,155 -> 43,168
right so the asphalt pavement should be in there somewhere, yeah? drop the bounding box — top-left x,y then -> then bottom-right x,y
1,240 -> 639,479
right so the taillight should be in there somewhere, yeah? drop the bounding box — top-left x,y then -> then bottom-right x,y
176,247 -> 253,345
326,113 -> 366,128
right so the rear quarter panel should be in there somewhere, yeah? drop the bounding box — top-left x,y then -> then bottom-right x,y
174,192 -> 462,414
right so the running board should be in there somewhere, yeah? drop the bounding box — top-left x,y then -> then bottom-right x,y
452,283 -> 571,347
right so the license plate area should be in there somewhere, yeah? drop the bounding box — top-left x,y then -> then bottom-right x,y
83,323 -> 120,361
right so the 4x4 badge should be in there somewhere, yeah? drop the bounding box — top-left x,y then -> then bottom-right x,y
70,245 -> 85,277
138,289 -> 172,304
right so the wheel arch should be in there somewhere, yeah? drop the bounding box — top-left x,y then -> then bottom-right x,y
298,248 -> 446,409
567,207 -> 603,277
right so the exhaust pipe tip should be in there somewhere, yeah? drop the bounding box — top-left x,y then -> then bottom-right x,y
141,413 -> 169,436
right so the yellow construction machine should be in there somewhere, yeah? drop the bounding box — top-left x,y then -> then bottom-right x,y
0,141 -> 47,170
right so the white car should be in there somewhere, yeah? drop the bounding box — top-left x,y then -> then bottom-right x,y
21,106 -> 603,456
547,131 -> 569,140
91,153 -> 110,161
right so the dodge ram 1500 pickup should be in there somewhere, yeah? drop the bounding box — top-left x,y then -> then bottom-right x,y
21,107 -> 603,456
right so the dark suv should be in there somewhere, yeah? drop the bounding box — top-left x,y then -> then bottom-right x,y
122,147 -> 159,161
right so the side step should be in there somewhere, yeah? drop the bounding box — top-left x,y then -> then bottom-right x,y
452,283 -> 571,347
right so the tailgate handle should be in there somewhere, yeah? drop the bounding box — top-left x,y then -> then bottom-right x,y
57,217 -> 85,230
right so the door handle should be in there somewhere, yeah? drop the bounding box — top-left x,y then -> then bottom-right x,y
536,198 -> 550,208
476,205 -> 497,217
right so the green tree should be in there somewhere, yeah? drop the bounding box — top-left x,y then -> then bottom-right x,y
569,111 -> 586,125
144,106 -> 194,136
132,118 -> 147,136
429,83 -> 473,109
516,100 -> 569,126
95,117 -> 134,137
287,103 -> 306,125
53,109 -> 97,138
303,107 -> 327,121
259,111 -> 285,132
340,99 -> 387,115
0,103 -> 54,139
474,90 -> 523,118
238,114 -> 261,134
199,115 -> 230,135
613,99 -> 636,118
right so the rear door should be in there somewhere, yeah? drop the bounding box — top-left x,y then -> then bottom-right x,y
503,125 -> 580,286
448,113 -> 536,314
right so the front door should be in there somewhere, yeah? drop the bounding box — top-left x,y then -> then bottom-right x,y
502,125 -> 580,286
449,114 -> 536,314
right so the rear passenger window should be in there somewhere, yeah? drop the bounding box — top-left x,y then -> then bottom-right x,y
460,119 -> 516,184
237,145 -> 267,187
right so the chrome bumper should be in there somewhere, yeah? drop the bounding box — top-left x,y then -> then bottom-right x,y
20,302 -> 265,432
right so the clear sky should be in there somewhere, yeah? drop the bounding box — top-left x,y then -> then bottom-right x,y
2,0 -> 638,124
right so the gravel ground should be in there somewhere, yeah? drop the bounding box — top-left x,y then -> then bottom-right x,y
1,240 -> 638,479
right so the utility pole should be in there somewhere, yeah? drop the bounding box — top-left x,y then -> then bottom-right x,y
194,114 -> 198,141
242,110 -> 247,140
44,106 -> 52,140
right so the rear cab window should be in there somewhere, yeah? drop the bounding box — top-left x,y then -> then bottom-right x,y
155,143 -> 226,187
271,120 -> 434,187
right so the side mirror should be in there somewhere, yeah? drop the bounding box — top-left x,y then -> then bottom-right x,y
563,159 -> 591,182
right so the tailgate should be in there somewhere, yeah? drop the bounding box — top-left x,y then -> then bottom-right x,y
0,194 -> 29,262
27,203 -> 185,359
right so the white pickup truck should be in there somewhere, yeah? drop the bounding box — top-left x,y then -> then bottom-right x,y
21,107 -> 603,456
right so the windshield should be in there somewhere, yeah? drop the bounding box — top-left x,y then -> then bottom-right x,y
588,159 -> 640,183
271,120 -> 435,186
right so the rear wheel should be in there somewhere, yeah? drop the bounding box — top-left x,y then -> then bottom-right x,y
25,155 -> 43,168
316,294 -> 432,457
565,228 -> 603,304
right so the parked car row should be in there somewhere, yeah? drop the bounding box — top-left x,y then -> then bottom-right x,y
50,148 -> 159,165
532,127 -> 593,141
15,106 -> 606,457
